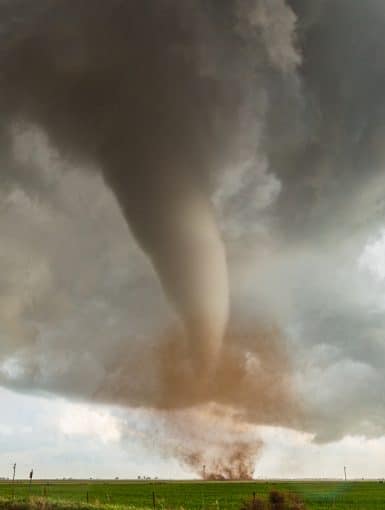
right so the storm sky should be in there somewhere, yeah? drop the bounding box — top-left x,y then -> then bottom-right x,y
1,0 -> 385,478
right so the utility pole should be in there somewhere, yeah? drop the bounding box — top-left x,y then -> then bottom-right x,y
202,465 -> 206,480
344,466 -> 347,481
12,463 -> 16,499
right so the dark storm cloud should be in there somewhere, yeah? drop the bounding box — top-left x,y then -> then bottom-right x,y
268,0 -> 385,240
0,0 -> 301,377
1,0 -> 385,467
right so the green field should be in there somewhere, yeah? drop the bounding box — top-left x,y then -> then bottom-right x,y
0,481 -> 384,510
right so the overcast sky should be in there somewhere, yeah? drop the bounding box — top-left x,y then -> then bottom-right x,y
2,0 -> 385,480
2,384 -> 385,480
1,135 -> 385,479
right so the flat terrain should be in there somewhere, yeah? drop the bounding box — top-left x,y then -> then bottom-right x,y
0,480 -> 384,509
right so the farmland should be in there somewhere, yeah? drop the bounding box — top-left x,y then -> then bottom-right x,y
0,480 -> 384,510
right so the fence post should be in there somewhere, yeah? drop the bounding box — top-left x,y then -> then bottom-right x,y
152,490 -> 156,510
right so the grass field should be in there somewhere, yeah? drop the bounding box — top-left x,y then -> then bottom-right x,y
0,481 -> 384,510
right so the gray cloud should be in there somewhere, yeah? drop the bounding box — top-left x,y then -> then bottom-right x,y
1,1 -> 385,470
268,0 -> 385,241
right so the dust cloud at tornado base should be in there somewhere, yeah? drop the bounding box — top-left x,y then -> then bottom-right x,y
1,0 -> 385,477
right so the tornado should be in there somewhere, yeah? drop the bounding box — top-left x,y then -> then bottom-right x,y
0,0 -> 306,478
4,0 -> 385,479
103,163 -> 229,373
